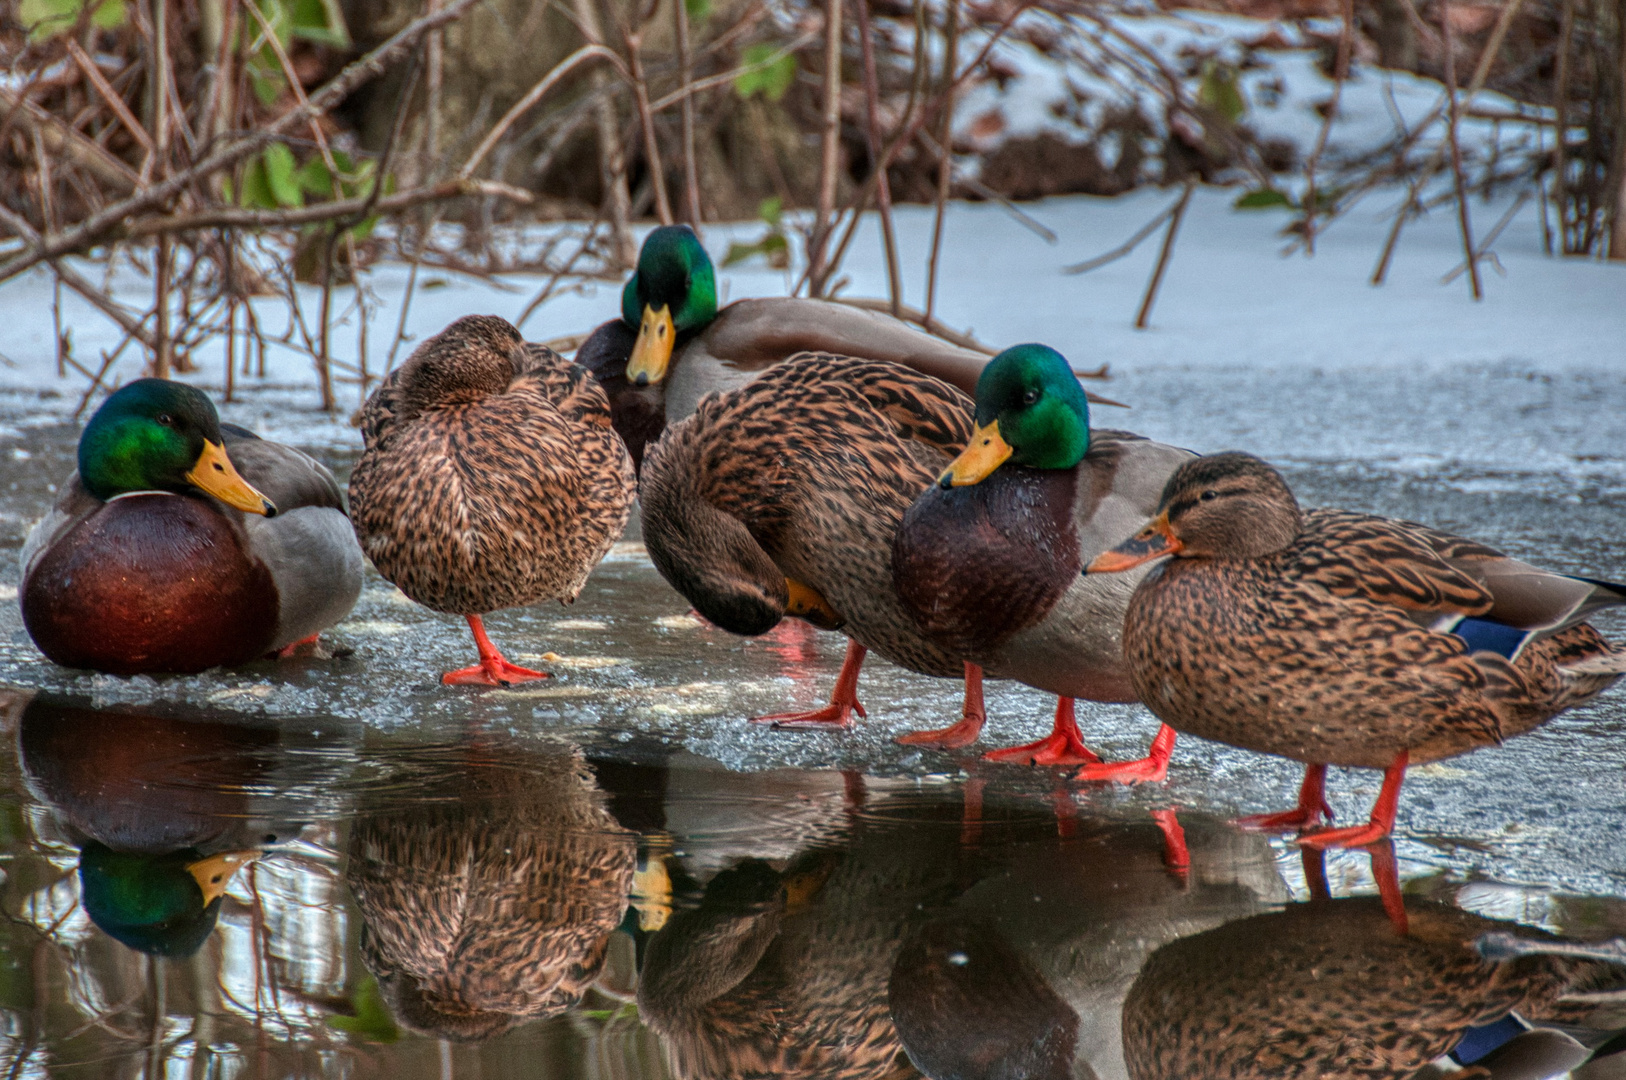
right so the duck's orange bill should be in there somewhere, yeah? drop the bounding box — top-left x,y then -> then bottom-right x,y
186,440 -> 277,516
187,850 -> 257,905
939,420 -> 1013,488
1088,512 -> 1181,573
627,302 -> 675,386
785,578 -> 845,631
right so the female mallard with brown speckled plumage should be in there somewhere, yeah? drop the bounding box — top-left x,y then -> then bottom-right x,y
891,344 -> 1192,776
349,315 -> 635,686
1090,452 -> 1626,849
1122,887 -> 1625,1080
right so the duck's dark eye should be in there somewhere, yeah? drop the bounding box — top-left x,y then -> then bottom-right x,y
156,413 -> 174,427
1022,389 -> 1040,406
1200,489 -> 1219,501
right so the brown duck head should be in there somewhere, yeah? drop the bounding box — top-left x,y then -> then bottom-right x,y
395,314 -> 524,418
1090,452 -> 1304,572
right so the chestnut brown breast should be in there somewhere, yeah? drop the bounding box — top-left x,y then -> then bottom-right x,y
21,494 -> 278,675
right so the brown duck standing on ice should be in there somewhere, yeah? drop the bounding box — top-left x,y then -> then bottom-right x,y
1090,452 -> 1626,848
349,315 -> 635,685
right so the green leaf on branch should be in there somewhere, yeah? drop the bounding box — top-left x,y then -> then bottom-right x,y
734,44 -> 797,102
18,0 -> 125,40
685,0 -> 710,21
289,0 -> 350,46
1197,60 -> 1245,124
1234,188 -> 1292,210
263,143 -> 304,208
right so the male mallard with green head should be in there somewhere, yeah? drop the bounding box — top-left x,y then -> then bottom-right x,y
21,378 -> 362,674
1090,452 -> 1626,847
891,344 -> 1190,776
349,314 -> 635,686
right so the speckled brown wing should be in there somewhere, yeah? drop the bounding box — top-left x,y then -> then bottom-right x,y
349,345 -> 635,617
640,352 -> 973,676
1289,509 -> 1496,620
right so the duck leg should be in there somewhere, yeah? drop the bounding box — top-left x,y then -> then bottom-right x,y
1235,764 -> 1334,832
981,698 -> 1102,765
1297,751 -> 1409,851
1152,809 -> 1190,878
896,663 -> 987,748
276,633 -> 321,659
1073,724 -> 1178,784
442,615 -> 552,686
752,640 -> 868,729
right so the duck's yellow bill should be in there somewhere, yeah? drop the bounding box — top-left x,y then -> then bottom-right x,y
627,303 -> 676,386
1089,512 -> 1181,573
187,440 -> 276,516
785,578 -> 844,631
187,850 -> 257,905
939,421 -> 1013,488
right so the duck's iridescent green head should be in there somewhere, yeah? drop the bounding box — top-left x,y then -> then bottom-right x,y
79,843 -> 253,956
940,345 -> 1091,487
79,379 -> 276,515
621,225 -> 718,386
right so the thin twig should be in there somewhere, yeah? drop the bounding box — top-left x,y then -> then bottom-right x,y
1302,0 -> 1354,255
120,179 -> 534,235
1441,187 -> 1530,283
854,0 -> 902,314
459,46 -> 626,180
925,0 -> 959,328
674,0 -> 702,232
808,0 -> 844,294
624,30 -> 673,226
1134,180 -> 1194,330
1439,1 -> 1482,300
1064,195 -> 1181,274
1549,0 -> 1574,252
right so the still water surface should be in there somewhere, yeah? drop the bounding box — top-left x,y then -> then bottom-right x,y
1,360 -> 1625,1078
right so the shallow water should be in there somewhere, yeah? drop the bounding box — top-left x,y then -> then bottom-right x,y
0,360 -> 1624,1077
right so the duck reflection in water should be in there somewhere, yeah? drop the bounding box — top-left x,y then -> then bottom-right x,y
886,814 -> 1286,1080
344,740 -> 636,1040
15,690 -> 340,956
1121,844 -> 1626,1080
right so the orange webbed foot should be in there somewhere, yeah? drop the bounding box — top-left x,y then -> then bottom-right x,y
1072,724 -> 1176,785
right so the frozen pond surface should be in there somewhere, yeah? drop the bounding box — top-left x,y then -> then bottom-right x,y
0,354 -> 1624,1076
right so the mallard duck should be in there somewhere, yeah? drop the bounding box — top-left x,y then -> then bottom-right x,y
349,314 -> 636,686
1089,452 -> 1626,848
345,743 -> 636,1040
574,225 -> 1123,471
640,352 -> 988,732
891,344 -> 1191,776
1121,870 -> 1624,1079
19,378 -> 362,675
16,693 -> 342,956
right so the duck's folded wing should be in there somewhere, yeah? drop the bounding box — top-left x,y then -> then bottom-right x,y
1342,510 -> 1626,636
1297,509 -> 1495,620
222,428 -> 346,514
